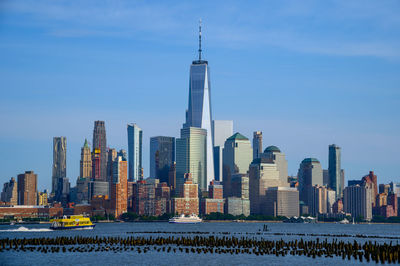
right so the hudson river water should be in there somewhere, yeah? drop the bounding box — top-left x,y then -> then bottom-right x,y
1,222 -> 399,265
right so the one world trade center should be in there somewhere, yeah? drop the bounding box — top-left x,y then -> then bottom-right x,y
183,20 -> 215,187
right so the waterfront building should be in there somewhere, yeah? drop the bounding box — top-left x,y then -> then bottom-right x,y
264,187 -> 299,217
249,158 -> 281,214
212,120 -> 233,181
309,185 -> 328,216
17,171 -> 37,205
252,131 -> 263,160
183,22 -> 214,186
110,155 -> 128,219
80,139 -> 92,179
0,205 -> 63,219
150,136 -> 175,184
328,144 -> 343,199
201,181 -> 224,215
225,197 -> 250,216
223,133 -> 252,197
92,121 -> 107,181
132,179 -> 168,216
37,191 -> 48,206
52,137 -> 66,194
297,158 -> 323,206
260,146 -> 289,186
1,177 -> 18,205
172,174 -> 199,215
343,183 -> 373,221
390,182 -> 400,197
225,174 -> 250,216
127,123 -> 143,182
176,127 -> 207,191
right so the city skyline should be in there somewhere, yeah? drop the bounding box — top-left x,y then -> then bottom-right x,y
1,1 -> 400,191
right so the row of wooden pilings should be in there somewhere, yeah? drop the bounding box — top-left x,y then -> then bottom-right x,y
0,235 -> 399,264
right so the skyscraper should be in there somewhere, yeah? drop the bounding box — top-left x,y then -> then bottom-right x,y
150,136 -> 175,183
1,177 -> 18,205
212,120 -> 233,181
298,158 -> 323,206
252,131 -> 263,160
111,155 -> 128,218
92,121 -> 107,181
52,137 -> 66,194
261,146 -> 289,185
127,123 -> 143,182
183,21 -> 214,186
17,171 -> 37,205
79,139 -> 92,179
176,127 -> 207,191
223,133 -> 252,197
328,144 -> 342,199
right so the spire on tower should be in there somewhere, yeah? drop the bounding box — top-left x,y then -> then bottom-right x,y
198,19 -> 202,61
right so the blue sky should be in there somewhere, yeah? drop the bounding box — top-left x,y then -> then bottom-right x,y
0,0 -> 399,191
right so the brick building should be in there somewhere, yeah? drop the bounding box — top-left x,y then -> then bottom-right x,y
17,171 -> 37,205
201,181 -> 224,215
0,205 -> 63,219
172,174 -> 199,215
110,156 -> 128,218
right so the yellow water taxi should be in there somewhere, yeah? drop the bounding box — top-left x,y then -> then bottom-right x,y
50,215 -> 95,230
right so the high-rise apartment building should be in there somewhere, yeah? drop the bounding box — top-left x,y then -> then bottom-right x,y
201,181 -> 224,215
176,127 -> 207,191
110,155 -> 128,218
17,171 -> 37,205
309,185 -> 328,216
328,144 -> 342,199
172,174 -> 199,215
361,171 -> 378,207
1,177 -> 18,205
264,187 -> 299,217
80,139 -> 92,179
52,137 -> 66,194
92,121 -> 107,181
298,158 -> 323,206
343,183 -> 373,221
150,136 -> 175,184
127,123 -> 143,182
212,120 -> 233,181
252,131 -> 263,160
183,22 -> 214,186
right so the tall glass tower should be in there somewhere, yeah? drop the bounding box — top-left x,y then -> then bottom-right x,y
184,21 -> 214,187
328,144 -> 342,199
127,123 -> 143,182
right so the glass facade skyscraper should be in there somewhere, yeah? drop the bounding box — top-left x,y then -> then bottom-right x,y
52,136 -> 66,194
183,23 -> 214,187
176,127 -> 207,192
127,123 -> 143,182
328,144 -> 342,199
150,136 -> 175,184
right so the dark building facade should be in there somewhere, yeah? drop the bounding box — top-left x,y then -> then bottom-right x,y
150,136 -> 175,184
92,121 -> 107,181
